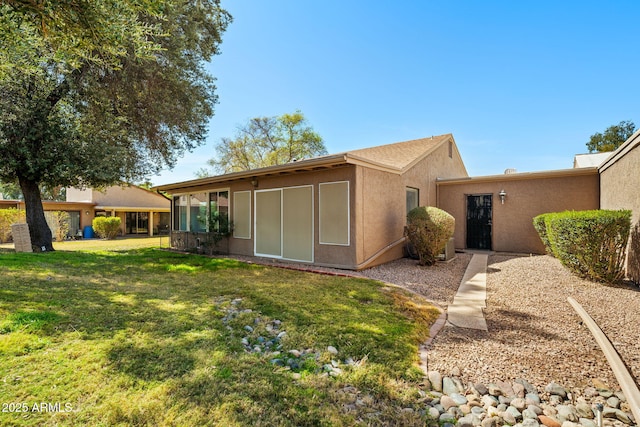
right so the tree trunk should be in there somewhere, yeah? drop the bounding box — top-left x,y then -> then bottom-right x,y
18,176 -> 54,252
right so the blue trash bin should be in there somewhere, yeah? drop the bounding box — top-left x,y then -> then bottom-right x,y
83,226 -> 94,239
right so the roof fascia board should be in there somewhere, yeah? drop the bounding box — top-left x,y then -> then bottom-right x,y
399,135 -> 451,173
436,167 -> 599,185
153,154 -> 348,192
95,206 -> 170,211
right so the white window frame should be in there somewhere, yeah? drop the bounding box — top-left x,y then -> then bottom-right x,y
171,188 -> 230,232
253,185 -> 315,262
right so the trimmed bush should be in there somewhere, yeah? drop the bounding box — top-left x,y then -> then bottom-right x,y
92,217 -> 121,239
533,210 -> 631,283
405,206 -> 455,266
532,214 -> 551,254
0,208 -> 26,243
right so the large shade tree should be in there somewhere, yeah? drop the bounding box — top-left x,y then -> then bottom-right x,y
0,1 -> 231,251
199,111 -> 326,175
586,120 -> 636,153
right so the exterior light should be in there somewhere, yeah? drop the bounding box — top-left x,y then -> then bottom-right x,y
499,189 -> 507,205
251,178 -> 258,188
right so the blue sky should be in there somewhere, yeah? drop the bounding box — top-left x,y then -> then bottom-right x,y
152,1 -> 640,185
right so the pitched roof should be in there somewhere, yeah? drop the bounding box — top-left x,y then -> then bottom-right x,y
153,134 -> 455,192
345,134 -> 452,172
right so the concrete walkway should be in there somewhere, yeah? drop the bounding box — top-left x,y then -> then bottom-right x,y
446,253 -> 488,331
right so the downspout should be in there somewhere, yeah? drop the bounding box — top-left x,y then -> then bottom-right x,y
354,236 -> 407,270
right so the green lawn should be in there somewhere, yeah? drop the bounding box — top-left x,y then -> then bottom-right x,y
0,244 -> 440,426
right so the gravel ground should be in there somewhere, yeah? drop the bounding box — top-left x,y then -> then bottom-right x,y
422,254 -> 640,394
229,252 -> 640,395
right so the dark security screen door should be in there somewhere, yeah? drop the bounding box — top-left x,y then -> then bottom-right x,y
466,195 -> 492,250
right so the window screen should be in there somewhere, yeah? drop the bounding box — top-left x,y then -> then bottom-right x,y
233,191 -> 251,239
319,181 -> 349,245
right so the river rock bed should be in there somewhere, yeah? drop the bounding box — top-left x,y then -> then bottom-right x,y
421,371 -> 635,427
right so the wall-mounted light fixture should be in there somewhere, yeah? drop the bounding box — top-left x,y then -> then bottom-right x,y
251,177 -> 258,188
85,210 -> 90,215
498,189 -> 507,205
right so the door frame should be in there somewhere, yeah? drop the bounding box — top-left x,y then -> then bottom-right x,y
253,185 -> 314,263
465,193 -> 493,250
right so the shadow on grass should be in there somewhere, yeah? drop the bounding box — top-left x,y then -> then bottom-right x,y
108,341 -> 196,381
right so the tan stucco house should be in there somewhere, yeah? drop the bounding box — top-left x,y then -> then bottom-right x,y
436,168 -> 600,254
599,128 -> 640,284
0,184 -> 170,239
155,130 -> 638,283
66,184 -> 171,236
153,134 -> 467,270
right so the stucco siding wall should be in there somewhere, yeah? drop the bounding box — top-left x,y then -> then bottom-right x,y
358,167 -> 405,265
170,166 -> 358,268
438,172 -> 600,254
402,140 -> 468,207
600,140 -> 640,283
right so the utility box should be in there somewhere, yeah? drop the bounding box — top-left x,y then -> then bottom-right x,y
441,237 -> 456,262
11,223 -> 33,253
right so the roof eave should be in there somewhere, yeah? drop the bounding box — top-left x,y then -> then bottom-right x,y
152,154 -> 348,192
436,167 -> 599,185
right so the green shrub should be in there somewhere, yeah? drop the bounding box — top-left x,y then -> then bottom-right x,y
92,217 -> 121,239
0,208 -> 26,243
534,210 -> 631,283
532,214 -> 552,254
404,206 -> 455,266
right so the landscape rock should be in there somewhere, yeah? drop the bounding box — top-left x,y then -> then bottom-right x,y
526,393 -> 542,405
417,371 -> 635,427
440,395 -> 458,411
607,396 -> 620,409
579,418 -> 597,427
523,408 -> 540,419
575,403 -> 594,419
555,405 -> 578,422
511,397 -> 527,411
538,415 -> 561,427
545,383 -> 567,398
506,405 -> 523,421
522,418 -> 540,427
443,377 -> 459,395
439,412 -> 457,423
450,392 -> 468,405
488,383 -> 503,396
501,410 -> 516,425
429,371 -> 443,392
481,416 -> 499,427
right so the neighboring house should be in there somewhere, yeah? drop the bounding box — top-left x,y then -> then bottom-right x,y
66,184 -> 171,236
573,152 -> 612,168
153,134 -> 468,270
599,129 -> 640,284
0,199 -> 95,239
436,168 -> 600,254
0,184 -> 170,239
